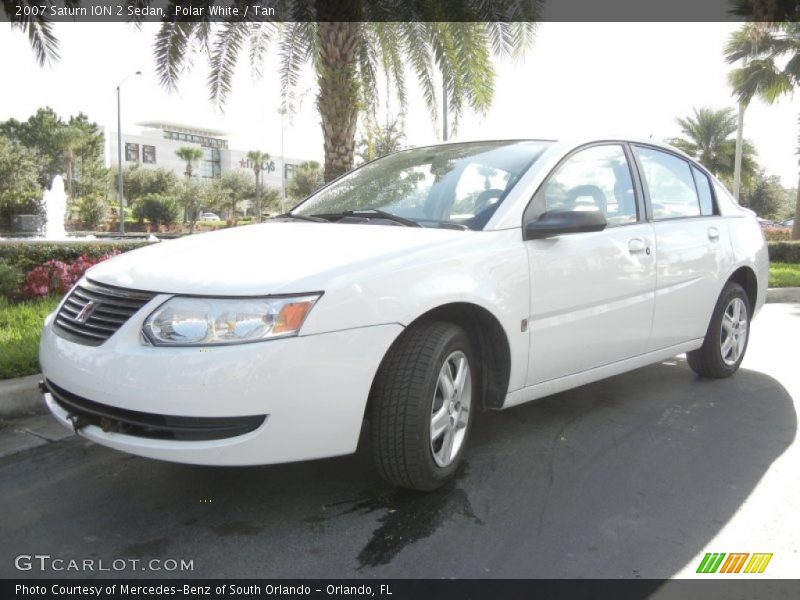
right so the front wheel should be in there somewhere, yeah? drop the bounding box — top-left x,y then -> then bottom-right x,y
369,320 -> 476,491
686,282 -> 750,378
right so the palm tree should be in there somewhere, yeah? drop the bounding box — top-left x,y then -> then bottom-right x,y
668,107 -> 758,187
54,125 -> 87,199
153,7 -> 539,181
175,146 -> 204,225
175,146 -> 204,178
726,23 -> 800,240
246,150 -> 270,222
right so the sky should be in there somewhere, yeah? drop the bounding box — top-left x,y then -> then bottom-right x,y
1,21 -> 798,186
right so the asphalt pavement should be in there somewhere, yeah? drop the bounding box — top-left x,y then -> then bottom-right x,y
1,304 -> 797,579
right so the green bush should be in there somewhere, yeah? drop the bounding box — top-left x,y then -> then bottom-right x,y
0,240 -> 147,274
133,194 -> 180,229
768,241 -> 800,264
0,262 -> 23,301
75,194 -> 108,230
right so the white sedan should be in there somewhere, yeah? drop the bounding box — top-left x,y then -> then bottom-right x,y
40,138 -> 768,490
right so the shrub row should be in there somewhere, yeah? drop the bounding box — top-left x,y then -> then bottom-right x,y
0,240 -> 148,274
764,228 -> 793,242
768,241 -> 800,264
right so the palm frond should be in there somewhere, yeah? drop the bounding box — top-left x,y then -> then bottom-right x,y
368,23 -> 408,114
397,22 -> 438,122
278,22 -> 314,113
7,0 -> 60,66
154,20 -> 203,92
207,21 -> 249,107
356,26 -> 379,116
729,58 -> 794,104
248,22 -> 276,80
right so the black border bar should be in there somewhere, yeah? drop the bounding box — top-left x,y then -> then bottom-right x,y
6,579 -> 800,600
2,0 -> 800,23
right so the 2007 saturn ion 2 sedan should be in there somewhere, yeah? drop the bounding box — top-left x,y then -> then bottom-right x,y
40,138 -> 768,490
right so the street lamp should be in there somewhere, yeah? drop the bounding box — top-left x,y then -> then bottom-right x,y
116,70 -> 141,234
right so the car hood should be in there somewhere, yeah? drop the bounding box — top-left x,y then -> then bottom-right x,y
87,222 -> 470,295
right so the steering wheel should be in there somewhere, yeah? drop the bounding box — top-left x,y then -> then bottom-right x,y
474,188 -> 504,213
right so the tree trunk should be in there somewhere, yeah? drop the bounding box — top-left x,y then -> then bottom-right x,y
254,170 -> 262,223
315,3 -> 360,182
64,153 -> 74,198
792,170 -> 800,240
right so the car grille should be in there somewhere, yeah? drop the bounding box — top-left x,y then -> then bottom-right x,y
44,379 -> 267,441
54,280 -> 157,346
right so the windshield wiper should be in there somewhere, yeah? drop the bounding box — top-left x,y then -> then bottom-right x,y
273,213 -> 328,223
313,209 -> 423,228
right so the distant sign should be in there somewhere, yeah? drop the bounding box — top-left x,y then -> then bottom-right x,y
239,158 -> 276,173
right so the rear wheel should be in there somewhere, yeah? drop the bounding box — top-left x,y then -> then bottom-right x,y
369,320 -> 475,491
686,282 -> 750,378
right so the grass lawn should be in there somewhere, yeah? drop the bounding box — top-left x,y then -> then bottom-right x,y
0,296 -> 60,380
769,262 -> 800,288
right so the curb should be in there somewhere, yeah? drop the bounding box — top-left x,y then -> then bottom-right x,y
0,374 -> 45,418
766,287 -> 800,304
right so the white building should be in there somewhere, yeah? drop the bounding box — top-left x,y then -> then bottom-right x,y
107,121 -> 310,214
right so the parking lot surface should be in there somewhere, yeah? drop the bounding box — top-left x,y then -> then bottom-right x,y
1,304 -> 797,579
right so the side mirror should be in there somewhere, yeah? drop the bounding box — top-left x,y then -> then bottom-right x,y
524,210 -> 607,240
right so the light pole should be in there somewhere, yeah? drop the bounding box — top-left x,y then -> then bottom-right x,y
116,71 -> 141,234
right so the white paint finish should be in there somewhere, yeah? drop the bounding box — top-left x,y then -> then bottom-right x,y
525,223 -> 656,384
648,216 -> 735,351
41,317 -> 402,464
504,339 -> 704,408
39,138 -> 770,467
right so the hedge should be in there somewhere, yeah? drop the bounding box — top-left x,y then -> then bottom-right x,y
0,240 -> 150,274
768,241 -> 800,264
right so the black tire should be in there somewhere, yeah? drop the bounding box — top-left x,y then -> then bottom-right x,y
370,320 -> 476,491
686,282 -> 751,378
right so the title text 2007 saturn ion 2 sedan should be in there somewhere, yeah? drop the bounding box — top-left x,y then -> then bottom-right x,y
40,138 -> 768,490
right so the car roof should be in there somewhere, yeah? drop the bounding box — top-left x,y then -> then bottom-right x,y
407,136 -> 692,160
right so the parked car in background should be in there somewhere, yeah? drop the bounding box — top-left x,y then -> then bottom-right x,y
199,212 -> 220,221
757,217 -> 777,229
40,138 -> 768,491
780,218 -> 795,229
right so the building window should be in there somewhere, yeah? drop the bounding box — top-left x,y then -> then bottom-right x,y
201,146 -> 221,178
125,143 -> 139,162
142,145 -> 156,164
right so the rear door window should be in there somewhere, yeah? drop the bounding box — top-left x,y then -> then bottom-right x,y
634,146 -> 701,220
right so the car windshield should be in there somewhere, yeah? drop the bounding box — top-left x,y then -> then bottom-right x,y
290,141 -> 552,230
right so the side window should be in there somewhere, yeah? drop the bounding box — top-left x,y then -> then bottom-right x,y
691,166 -> 715,216
538,145 -> 637,226
634,146 -> 701,220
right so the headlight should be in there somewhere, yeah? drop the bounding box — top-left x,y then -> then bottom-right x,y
142,294 -> 321,346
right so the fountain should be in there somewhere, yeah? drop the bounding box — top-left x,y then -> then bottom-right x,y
1,174 -> 160,243
42,175 -> 68,240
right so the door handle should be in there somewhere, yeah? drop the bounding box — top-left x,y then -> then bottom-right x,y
628,238 -> 646,254
708,227 -> 720,241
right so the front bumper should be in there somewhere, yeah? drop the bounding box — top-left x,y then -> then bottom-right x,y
40,311 -> 402,466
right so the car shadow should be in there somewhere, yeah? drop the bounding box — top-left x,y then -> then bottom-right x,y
1,359 -> 795,580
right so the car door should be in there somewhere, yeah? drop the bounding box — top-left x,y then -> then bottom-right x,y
524,143 -> 656,386
630,145 -> 734,351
